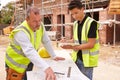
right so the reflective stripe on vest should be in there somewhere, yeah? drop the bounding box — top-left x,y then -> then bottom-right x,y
5,25 -> 32,73
72,17 -> 99,67
5,21 -> 44,73
10,26 -> 31,57
81,39 -> 99,55
10,44 -> 25,56
81,17 -> 99,56
22,26 -> 32,39
6,53 -> 27,69
81,40 -> 99,44
82,50 -> 99,55
84,17 -> 92,38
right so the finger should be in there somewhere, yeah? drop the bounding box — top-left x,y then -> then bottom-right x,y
53,58 -> 58,61
46,74 -> 51,80
45,73 -> 48,80
54,57 -> 65,61
51,74 -> 56,80
59,57 -> 65,60
60,45 -> 63,48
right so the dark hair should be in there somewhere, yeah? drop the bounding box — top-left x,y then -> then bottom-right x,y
68,0 -> 83,10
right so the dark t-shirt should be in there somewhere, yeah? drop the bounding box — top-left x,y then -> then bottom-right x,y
77,16 -> 97,61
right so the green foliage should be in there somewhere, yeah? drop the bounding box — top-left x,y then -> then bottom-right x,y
0,2 -> 14,24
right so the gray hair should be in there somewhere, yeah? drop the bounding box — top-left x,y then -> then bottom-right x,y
26,6 -> 40,18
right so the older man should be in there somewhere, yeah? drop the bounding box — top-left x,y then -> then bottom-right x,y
5,6 -> 65,80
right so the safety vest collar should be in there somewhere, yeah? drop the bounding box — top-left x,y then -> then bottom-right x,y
21,20 -> 43,50
21,20 -> 33,32
72,16 -> 100,67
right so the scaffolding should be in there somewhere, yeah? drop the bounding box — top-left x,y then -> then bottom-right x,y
108,0 -> 120,46
12,0 -> 120,45
11,0 -> 109,38
40,0 -> 110,40
14,0 -> 109,27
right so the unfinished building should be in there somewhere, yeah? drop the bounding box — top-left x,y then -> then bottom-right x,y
9,0 -> 120,44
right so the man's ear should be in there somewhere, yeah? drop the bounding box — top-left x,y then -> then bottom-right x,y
81,7 -> 84,11
26,17 -> 29,21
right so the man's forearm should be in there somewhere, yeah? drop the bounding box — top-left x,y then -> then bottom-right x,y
42,31 -> 56,58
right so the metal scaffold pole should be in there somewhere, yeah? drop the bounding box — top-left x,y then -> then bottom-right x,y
113,14 -> 116,46
41,0 -> 44,23
61,0 -> 63,38
32,0 -> 34,6
24,0 -> 26,18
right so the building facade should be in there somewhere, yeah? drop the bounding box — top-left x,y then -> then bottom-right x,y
19,0 -> 120,44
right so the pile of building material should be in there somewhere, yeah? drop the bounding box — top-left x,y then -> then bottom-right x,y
108,0 -> 120,14
3,26 -> 14,35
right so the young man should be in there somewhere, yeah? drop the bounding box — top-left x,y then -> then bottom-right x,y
61,0 -> 100,80
5,6 -> 65,80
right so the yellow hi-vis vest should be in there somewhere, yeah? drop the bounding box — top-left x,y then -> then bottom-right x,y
5,20 -> 44,73
71,17 -> 100,67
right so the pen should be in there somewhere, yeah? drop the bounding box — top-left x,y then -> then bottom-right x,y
54,72 -> 65,75
67,67 -> 71,77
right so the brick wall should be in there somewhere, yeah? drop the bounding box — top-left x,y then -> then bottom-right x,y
99,8 -> 120,44
33,0 -> 120,43
116,15 -> 120,42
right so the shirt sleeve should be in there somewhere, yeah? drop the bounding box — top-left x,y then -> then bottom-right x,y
88,21 -> 97,38
42,28 -> 56,58
14,31 -> 49,71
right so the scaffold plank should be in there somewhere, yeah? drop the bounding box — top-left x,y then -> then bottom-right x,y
108,0 -> 120,14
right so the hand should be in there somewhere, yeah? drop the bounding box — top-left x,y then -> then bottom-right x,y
53,57 -> 65,61
60,38 -> 66,43
72,45 -> 81,51
45,67 -> 56,80
60,45 -> 73,49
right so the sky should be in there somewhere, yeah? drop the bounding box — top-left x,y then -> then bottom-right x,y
0,0 -> 15,10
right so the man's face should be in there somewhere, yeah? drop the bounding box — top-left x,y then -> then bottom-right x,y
27,12 -> 41,31
70,8 -> 84,21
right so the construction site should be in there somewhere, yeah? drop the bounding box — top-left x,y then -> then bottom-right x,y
0,0 -> 120,80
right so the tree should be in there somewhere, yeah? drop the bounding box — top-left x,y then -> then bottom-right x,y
0,2 -> 14,24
